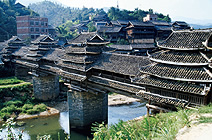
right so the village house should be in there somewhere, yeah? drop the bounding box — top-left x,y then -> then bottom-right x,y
150,21 -> 172,40
16,16 -> 49,40
172,21 -> 190,30
143,14 -> 158,22
125,21 -> 155,44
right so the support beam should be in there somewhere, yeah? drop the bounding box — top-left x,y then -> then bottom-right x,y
68,90 -> 108,130
146,104 -> 171,113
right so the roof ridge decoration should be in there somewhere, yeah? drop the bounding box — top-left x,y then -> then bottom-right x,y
203,67 -> 212,79
200,51 -> 211,62
32,35 -> 56,44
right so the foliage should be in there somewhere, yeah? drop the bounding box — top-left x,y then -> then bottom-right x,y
107,7 -> 171,22
21,104 -> 33,113
0,0 -> 38,41
92,109 -> 192,139
87,21 -> 96,32
3,100 -> 23,107
0,76 -> 24,85
117,38 -> 130,45
0,118 -> 23,140
56,20 -> 79,39
0,77 -> 47,120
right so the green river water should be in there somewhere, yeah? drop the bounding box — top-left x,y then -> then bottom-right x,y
0,101 -> 147,140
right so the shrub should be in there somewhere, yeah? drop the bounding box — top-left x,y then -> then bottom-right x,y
3,100 -> 23,107
0,112 -> 10,121
33,103 -> 47,112
22,104 -> 33,113
26,103 -> 47,115
26,108 -> 39,115
1,105 -> 17,114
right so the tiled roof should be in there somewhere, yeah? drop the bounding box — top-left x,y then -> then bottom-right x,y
57,60 -> 87,71
140,63 -> 212,82
40,65 -> 86,81
69,32 -> 105,44
158,30 -> 212,50
150,50 -> 209,65
117,20 -> 129,26
126,21 -> 154,28
98,26 -> 122,33
133,76 -> 206,95
65,45 -> 102,54
7,36 -> 24,44
31,35 -> 56,44
93,53 -> 151,76
12,46 -> 28,57
150,21 -> 171,26
109,45 -> 132,50
109,44 -> 156,50
172,21 -> 189,26
42,48 -> 65,61
155,26 -> 172,31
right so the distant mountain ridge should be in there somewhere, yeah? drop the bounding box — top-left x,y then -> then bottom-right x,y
190,24 -> 212,29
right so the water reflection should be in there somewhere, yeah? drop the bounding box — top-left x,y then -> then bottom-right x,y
0,101 -> 146,139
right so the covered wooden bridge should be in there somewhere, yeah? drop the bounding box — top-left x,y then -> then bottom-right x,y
1,29 -> 212,129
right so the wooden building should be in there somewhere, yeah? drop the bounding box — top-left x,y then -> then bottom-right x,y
172,21 -> 190,30
133,29 -> 212,106
98,26 -> 124,43
109,44 -> 156,55
126,21 -> 155,44
150,21 -> 172,41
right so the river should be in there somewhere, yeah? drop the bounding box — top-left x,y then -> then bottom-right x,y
0,101 -> 147,140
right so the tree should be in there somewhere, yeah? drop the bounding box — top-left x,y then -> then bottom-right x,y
3,0 -> 16,8
87,21 -> 96,32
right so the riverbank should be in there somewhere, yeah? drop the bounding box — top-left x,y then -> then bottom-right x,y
5,94 -> 142,122
92,103 -> 212,139
46,94 -> 142,112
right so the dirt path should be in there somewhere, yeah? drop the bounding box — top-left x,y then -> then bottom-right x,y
0,82 -> 30,88
176,113 -> 212,140
176,123 -> 212,140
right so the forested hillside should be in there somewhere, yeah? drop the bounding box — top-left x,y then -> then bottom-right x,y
29,1 -> 171,28
29,1 -> 98,27
0,0 -> 38,41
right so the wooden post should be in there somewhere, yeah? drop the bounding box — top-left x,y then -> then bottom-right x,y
147,99 -> 151,116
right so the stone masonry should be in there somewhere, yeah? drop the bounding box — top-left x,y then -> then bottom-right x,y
33,75 -> 59,101
68,90 -> 108,129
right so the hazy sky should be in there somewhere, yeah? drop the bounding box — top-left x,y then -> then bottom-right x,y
17,0 -> 212,25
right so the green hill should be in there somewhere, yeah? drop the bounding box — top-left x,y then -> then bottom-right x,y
29,0 -> 171,28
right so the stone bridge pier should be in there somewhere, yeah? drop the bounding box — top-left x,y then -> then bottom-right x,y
68,90 -> 108,129
33,75 -> 59,101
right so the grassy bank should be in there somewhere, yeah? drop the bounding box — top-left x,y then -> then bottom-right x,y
92,104 -> 212,140
0,77 -> 47,121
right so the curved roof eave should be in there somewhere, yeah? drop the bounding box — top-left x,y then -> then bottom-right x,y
149,57 -> 209,66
